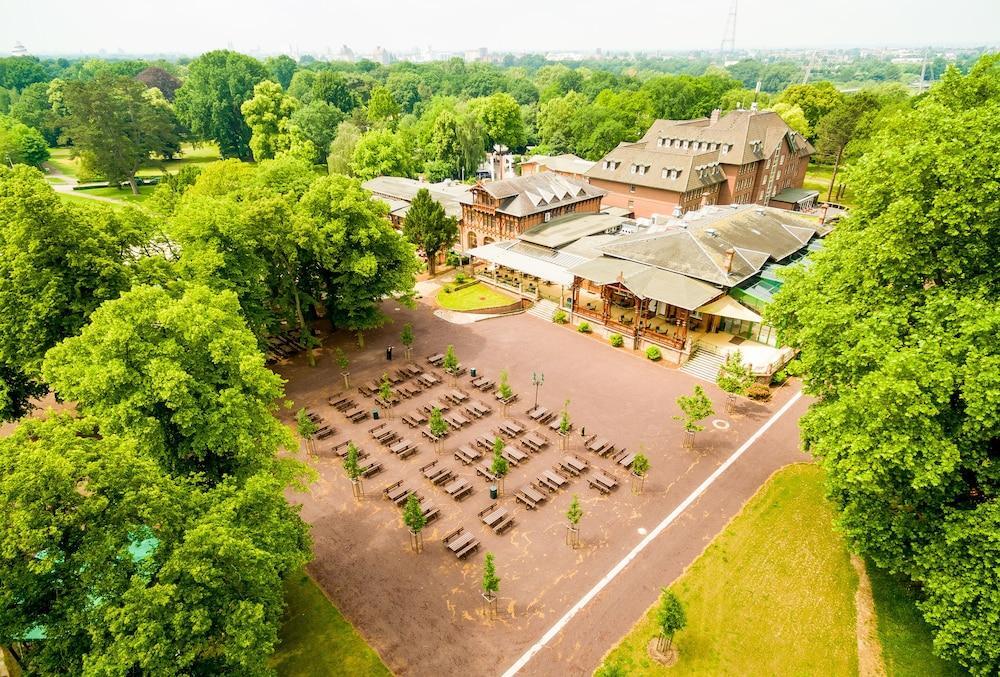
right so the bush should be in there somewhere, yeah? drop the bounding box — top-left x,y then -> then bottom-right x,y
785,358 -> 804,377
771,370 -> 788,385
747,382 -> 772,401
646,346 -> 662,361
455,272 -> 467,283
552,309 -> 568,324
446,251 -> 461,267
443,285 -> 452,294
577,322 -> 592,333
609,333 -> 624,347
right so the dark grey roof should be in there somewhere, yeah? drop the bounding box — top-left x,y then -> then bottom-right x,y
363,176 -> 470,220
518,212 -> 631,249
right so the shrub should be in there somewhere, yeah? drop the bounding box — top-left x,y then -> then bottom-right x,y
609,333 -> 624,347
646,345 -> 662,361
443,285 -> 452,294
446,251 -> 461,266
552,309 -> 568,324
747,382 -> 772,401
577,322 -> 592,333
455,272 -> 467,283
785,358 -> 804,377
771,370 -> 788,385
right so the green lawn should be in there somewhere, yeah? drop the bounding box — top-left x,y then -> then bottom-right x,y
270,570 -> 390,677
44,142 -> 221,182
436,281 -> 518,311
597,464 -> 859,675
868,565 -> 966,677
78,184 -> 155,204
804,162 -> 856,208
55,191 -> 129,211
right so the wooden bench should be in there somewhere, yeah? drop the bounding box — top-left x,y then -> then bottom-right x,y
454,445 -> 482,465
443,527 -> 480,559
360,459 -> 383,478
421,428 -> 443,443
445,477 -> 474,501
420,501 -> 440,524
476,463 -> 496,482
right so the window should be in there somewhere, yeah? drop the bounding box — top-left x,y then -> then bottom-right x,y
779,154 -> 785,165
627,199 -> 635,209
544,212 -> 551,223
661,168 -> 669,179
629,184 -> 636,193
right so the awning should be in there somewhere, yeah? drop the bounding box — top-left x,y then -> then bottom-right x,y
695,295 -> 763,322
568,256 -> 647,285
467,242 -> 575,286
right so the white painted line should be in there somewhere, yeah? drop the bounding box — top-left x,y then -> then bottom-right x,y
501,389 -> 804,677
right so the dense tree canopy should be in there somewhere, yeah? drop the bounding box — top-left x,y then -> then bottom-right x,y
61,74 -> 180,192
402,189 -> 458,276
0,114 -> 49,166
175,50 -> 268,160
241,79 -> 299,161
350,127 -> 415,180
768,55 -> 1000,675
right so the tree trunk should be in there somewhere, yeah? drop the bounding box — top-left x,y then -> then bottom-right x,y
427,251 -> 437,277
128,174 -> 139,195
827,145 -> 844,202
293,288 -> 316,367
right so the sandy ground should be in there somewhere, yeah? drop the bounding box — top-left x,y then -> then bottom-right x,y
278,298 -> 811,676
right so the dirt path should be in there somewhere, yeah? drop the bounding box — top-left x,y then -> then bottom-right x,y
852,555 -> 887,677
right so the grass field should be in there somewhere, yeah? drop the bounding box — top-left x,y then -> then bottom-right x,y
270,570 -> 390,677
804,162 -> 856,208
55,191 -> 130,211
78,185 -> 155,204
45,143 -> 221,182
436,282 -> 518,311
868,565 -> 965,677
597,464 -> 859,675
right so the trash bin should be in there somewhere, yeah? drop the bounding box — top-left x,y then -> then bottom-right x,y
470,367 -> 478,378
372,409 -> 380,420
490,485 -> 498,500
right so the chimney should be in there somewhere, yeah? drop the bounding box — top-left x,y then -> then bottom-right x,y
723,248 -> 735,273
710,108 -> 721,124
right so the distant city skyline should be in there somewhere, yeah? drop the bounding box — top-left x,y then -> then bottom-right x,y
2,0 -> 998,58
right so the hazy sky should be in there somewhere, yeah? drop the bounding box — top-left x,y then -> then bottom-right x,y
2,0 -> 998,56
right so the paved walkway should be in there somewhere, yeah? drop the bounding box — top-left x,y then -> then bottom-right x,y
43,163 -> 121,204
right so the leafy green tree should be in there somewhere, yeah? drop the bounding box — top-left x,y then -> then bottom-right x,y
366,85 -> 400,128
312,70 -> 358,113
0,114 -> 49,166
428,407 -> 448,453
265,54 -> 298,90
175,50 -> 268,160
343,442 -> 362,481
295,407 -> 318,454
60,74 -> 180,193
771,102 -> 810,137
9,81 -> 60,145
442,344 -> 459,373
814,92 -> 880,201
43,284 -> 292,483
295,174 -> 418,339
497,369 -> 514,401
0,55 -> 48,92
240,79 -> 299,161
482,552 -> 500,600
327,120 -> 362,175
716,349 -> 754,411
491,436 -> 509,494
777,81 -> 844,131
386,70 -> 423,113
767,55 -> 1000,675
566,494 -> 583,530
674,385 -> 714,444
402,189 -> 457,276
289,100 -> 344,165
402,493 -> 427,552
558,399 -> 572,435
350,128 -> 414,180
0,166 -> 151,421
287,69 -> 316,101
471,92 -> 526,150
400,322 -> 414,357
655,589 -> 686,651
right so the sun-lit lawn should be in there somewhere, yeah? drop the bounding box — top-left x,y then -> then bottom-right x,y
868,565 -> 965,677
270,570 -> 390,677
436,281 -> 519,311
805,162 -> 856,208
45,143 -> 222,182
56,191 -> 129,211
78,184 -> 155,204
597,464 -> 859,676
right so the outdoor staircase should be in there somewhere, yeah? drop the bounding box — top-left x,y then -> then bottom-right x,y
526,298 -> 560,322
680,347 -> 725,382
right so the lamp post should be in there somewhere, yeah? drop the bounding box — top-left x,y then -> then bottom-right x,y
532,371 -> 544,409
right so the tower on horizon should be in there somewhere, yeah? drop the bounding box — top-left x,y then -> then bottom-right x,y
720,0 -> 737,55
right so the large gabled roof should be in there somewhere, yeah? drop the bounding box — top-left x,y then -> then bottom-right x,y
519,212 -> 630,249
520,153 -> 596,175
463,173 -> 606,218
585,143 -> 725,193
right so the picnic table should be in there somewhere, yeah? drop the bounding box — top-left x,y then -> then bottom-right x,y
328,394 -> 354,410
471,376 -> 495,391
383,481 -> 415,506
420,461 -> 452,484
344,406 -> 367,422
427,353 -> 445,365
454,445 -> 482,465
497,420 -> 523,437
444,411 -> 471,430
526,406 -> 548,421
560,455 -> 588,476
403,364 -> 422,377
479,504 -> 515,534
615,449 -> 637,469
398,383 -> 421,398
549,418 -> 571,432
474,435 -> 495,452
390,438 -> 417,458
537,468 -> 568,491
515,483 -> 547,509
443,528 -> 479,559
444,477 -> 473,501
502,445 -> 528,466
360,459 -> 383,478
586,436 -> 613,455
476,463 -> 496,482
445,389 -> 469,405
423,398 -> 450,413
522,431 -> 548,451
589,470 -> 619,494
417,373 -> 441,388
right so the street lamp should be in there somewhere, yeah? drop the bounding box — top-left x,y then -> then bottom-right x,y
531,371 -> 544,409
